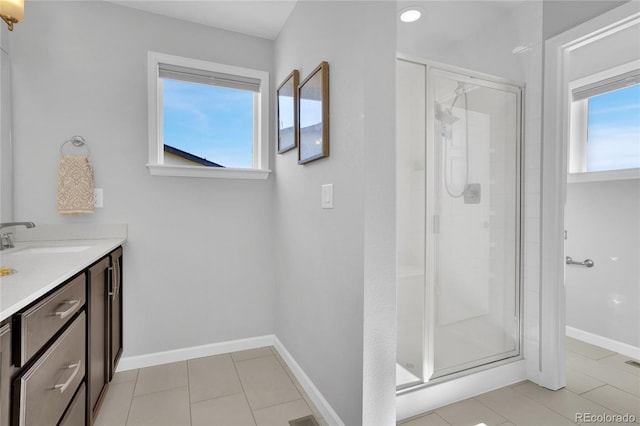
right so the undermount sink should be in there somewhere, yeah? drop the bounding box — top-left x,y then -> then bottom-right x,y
13,245 -> 92,255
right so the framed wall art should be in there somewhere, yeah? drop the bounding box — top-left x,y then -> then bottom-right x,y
277,69 -> 299,154
298,61 -> 329,164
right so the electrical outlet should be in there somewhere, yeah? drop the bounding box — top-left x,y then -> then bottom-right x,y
94,188 -> 104,208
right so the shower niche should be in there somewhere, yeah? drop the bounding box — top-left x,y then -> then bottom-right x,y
396,58 -> 523,390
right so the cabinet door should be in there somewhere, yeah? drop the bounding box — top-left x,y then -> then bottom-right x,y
87,257 -> 109,422
0,321 -> 14,426
108,247 -> 123,380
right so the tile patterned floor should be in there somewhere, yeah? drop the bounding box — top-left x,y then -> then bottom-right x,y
96,339 -> 639,426
399,337 -> 640,426
94,346 -> 327,426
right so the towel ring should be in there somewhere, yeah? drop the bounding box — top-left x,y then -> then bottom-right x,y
60,136 -> 90,157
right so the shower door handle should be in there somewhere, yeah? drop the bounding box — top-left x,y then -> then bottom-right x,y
566,256 -> 594,268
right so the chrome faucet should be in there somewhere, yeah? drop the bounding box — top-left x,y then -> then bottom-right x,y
0,222 -> 36,250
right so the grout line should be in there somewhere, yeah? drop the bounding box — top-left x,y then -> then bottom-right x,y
230,353 -> 259,426
576,383 -> 607,396
127,362 -> 192,399
472,394 -> 520,425
512,381 -> 618,424
186,360 -> 193,426
123,369 -> 139,426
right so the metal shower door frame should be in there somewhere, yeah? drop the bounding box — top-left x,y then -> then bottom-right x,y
422,61 -> 525,385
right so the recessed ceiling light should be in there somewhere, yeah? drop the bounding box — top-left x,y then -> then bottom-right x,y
400,8 -> 422,23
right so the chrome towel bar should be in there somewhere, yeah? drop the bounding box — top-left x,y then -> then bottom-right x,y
566,256 -> 594,268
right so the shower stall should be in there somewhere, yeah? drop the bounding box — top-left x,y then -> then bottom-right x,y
396,57 -> 523,390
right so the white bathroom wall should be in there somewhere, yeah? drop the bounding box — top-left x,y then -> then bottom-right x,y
561,4 -> 640,353
0,23 -> 12,223
568,20 -> 640,82
565,179 -> 640,350
274,2 -> 397,425
11,2 -> 277,357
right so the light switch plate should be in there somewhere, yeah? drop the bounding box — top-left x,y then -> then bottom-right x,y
321,184 -> 333,209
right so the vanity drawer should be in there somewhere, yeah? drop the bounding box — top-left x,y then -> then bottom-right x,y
59,382 -> 85,426
14,312 -> 85,426
17,273 -> 86,366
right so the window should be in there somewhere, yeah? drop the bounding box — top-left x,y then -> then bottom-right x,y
569,62 -> 640,181
147,52 -> 270,179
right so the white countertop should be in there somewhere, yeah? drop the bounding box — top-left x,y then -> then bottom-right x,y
0,238 -> 126,321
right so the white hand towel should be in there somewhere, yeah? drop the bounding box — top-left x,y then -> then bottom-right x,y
57,155 -> 95,214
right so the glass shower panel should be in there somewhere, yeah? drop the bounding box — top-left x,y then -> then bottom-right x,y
396,59 -> 426,388
429,69 -> 521,379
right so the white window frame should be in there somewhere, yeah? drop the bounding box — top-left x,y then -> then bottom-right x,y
147,51 -> 270,179
568,60 -> 640,183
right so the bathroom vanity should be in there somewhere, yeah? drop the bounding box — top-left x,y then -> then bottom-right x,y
0,239 -> 124,426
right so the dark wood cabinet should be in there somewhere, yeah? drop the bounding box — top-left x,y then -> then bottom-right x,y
0,320 -> 14,426
87,246 -> 124,424
7,273 -> 87,426
87,256 -> 109,423
108,247 -> 123,381
1,245 -> 123,426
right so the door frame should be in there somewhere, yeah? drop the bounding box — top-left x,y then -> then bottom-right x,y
539,1 -> 640,390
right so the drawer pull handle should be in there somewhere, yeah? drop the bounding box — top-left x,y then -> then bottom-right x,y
54,299 -> 81,319
53,360 -> 81,393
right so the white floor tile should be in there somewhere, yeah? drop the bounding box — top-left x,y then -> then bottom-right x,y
235,356 -> 302,410
435,398 -> 506,426
94,381 -> 135,426
252,399 -> 313,426
190,392 -> 256,426
582,385 -> 640,419
127,387 -> 191,426
188,354 -> 243,403
134,361 -> 188,397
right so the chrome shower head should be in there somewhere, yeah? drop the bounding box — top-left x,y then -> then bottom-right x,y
436,102 -> 459,124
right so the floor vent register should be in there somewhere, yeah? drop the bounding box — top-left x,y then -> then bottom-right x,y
289,415 -> 320,426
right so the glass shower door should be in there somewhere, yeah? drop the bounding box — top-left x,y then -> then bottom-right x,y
426,68 -> 522,380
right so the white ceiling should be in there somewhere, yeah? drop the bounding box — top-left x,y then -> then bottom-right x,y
108,0 -> 527,43
107,0 -> 298,40
398,0 -> 527,49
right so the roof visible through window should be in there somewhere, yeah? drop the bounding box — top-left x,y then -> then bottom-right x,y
162,79 -> 254,169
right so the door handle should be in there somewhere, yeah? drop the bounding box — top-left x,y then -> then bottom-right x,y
53,360 -> 81,393
54,300 -> 81,319
566,256 -> 594,268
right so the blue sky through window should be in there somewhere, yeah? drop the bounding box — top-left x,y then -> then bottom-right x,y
587,84 -> 640,172
163,79 -> 254,168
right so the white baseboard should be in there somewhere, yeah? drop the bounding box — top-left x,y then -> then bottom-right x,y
566,326 -> 640,360
116,335 -> 275,371
273,336 -> 345,426
116,335 -> 343,425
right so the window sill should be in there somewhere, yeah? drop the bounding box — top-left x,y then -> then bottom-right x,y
147,164 -> 271,180
568,168 -> 640,183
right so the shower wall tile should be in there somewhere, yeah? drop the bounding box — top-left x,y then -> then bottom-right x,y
525,140 -> 542,168
525,167 -> 541,195
525,218 -> 541,244
525,242 -> 541,267
525,193 -> 541,218
524,262 -> 541,294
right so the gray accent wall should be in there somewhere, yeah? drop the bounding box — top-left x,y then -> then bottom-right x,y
274,2 -> 396,425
